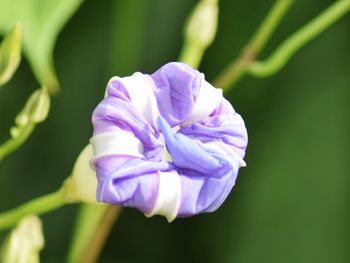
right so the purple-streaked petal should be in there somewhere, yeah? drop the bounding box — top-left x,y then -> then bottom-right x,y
179,98 -> 248,158
151,62 -> 201,126
107,73 -> 160,128
158,116 -> 224,174
92,96 -> 163,161
94,156 -> 173,214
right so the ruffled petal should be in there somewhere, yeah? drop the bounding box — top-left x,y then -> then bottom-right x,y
151,62 -> 201,126
179,98 -> 248,158
157,115 -> 244,216
107,73 -> 160,128
94,156 -> 173,214
92,96 -> 163,160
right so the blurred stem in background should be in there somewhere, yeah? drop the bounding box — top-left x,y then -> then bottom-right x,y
214,0 -> 350,90
67,205 -> 121,263
0,189 -> 65,231
214,0 -> 295,89
248,0 -> 350,77
0,24 -> 51,161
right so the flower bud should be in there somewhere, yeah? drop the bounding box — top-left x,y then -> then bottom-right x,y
185,0 -> 219,48
0,22 -> 21,86
0,215 -> 44,263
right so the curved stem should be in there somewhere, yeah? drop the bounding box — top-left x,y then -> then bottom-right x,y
214,0 -> 294,89
81,206 -> 120,263
248,0 -> 295,54
248,0 -> 350,77
0,189 -> 66,231
0,124 -> 34,161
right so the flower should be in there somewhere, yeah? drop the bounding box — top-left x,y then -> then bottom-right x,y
90,62 -> 248,222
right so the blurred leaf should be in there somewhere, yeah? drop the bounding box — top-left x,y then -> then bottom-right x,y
0,0 -> 84,95
0,23 -> 21,87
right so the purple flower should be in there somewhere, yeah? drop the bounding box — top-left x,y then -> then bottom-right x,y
90,62 -> 248,222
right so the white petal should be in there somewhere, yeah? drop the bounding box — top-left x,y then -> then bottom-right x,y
108,73 -> 160,127
90,131 -> 144,162
145,170 -> 181,222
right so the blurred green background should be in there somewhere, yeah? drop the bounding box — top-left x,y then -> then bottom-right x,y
0,0 -> 349,262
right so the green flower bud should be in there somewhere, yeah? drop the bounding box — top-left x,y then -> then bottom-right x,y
185,0 -> 219,48
0,22 -> 21,86
15,88 -> 50,128
0,215 -> 44,263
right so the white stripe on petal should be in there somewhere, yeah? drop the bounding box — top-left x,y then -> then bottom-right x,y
184,74 -> 223,124
145,170 -> 181,222
109,73 -> 160,127
90,132 -> 144,162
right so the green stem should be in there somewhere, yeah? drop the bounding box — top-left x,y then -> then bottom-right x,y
213,0 -> 294,89
248,0 -> 295,54
0,124 -> 34,161
0,189 -> 66,231
248,0 -> 350,77
179,42 -> 204,69
67,205 -> 121,263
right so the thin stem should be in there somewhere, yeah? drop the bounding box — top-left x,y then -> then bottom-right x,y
213,0 -> 294,89
179,42 -> 204,69
249,0 -> 350,77
67,205 -> 121,263
0,189 -> 66,231
248,0 -> 295,54
82,206 -> 121,263
0,124 -> 34,161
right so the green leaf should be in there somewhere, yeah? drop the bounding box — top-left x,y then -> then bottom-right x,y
0,23 -> 21,87
0,0 -> 84,95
